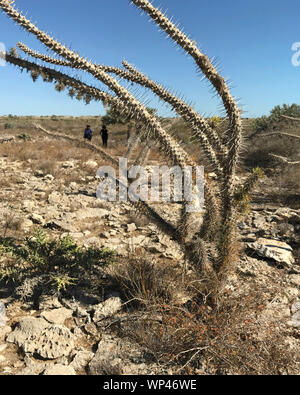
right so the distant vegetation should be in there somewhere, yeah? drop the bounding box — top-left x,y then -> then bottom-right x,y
253,104 -> 300,133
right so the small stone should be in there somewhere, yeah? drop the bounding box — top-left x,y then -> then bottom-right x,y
84,160 -> 98,168
13,361 -> 24,368
44,174 -> 54,181
42,364 -> 76,375
84,322 -> 98,336
291,301 -> 300,314
93,297 -> 122,322
38,296 -> 62,310
70,351 -> 94,371
29,213 -> 45,225
40,308 -> 73,325
126,223 -> 137,232
61,161 -> 75,169
0,344 -> 8,352
0,326 -> 11,341
289,275 -> 300,287
34,169 -> 44,177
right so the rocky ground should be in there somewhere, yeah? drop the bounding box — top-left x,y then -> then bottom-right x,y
0,135 -> 299,375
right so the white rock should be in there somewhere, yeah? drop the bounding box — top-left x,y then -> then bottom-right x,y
19,218 -> 33,232
6,317 -> 50,347
40,308 -> 73,325
126,223 -> 137,232
83,160 -> 98,168
30,213 -> 45,225
43,364 -> 76,375
61,161 -> 75,168
93,297 -> 122,322
289,275 -> 300,287
22,325 -> 75,359
247,238 -> 295,266
291,301 -> 300,314
70,351 -> 94,371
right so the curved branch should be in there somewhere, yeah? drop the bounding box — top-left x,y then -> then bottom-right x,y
281,115 -> 300,122
17,41 -> 73,67
130,0 -> 242,172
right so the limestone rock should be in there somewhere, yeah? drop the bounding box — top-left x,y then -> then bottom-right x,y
61,161 -> 76,169
22,325 -> 75,359
29,213 -> 45,225
40,308 -> 73,325
289,275 -> 300,287
42,364 -> 76,375
126,223 -> 137,232
19,218 -> 33,232
70,350 -> 94,371
247,238 -> 295,266
92,297 -> 122,322
0,326 -> 11,342
88,335 -> 122,375
83,160 -> 98,169
6,317 -> 49,347
291,301 -> 300,314
288,311 -> 300,328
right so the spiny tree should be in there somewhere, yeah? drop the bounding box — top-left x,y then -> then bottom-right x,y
0,0 -> 262,300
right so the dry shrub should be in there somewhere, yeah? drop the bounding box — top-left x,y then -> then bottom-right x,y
243,134 -> 300,170
110,259 -> 299,374
30,159 -> 58,176
2,211 -> 23,237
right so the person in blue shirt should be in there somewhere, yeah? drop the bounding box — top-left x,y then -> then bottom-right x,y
84,125 -> 93,141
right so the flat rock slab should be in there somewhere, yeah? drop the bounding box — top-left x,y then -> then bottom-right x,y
6,317 -> 50,347
247,238 -> 295,266
42,364 -> 76,375
22,325 -> 75,359
40,308 -> 73,325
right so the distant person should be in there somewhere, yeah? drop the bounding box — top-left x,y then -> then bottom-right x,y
100,124 -> 108,147
84,125 -> 93,141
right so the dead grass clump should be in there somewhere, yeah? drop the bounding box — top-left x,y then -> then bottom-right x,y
111,261 -> 299,374
127,213 -> 150,228
30,159 -> 58,176
109,255 -> 175,306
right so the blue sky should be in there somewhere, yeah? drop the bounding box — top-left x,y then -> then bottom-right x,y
0,0 -> 299,118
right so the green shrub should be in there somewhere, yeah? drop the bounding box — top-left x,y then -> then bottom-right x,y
253,103 -> 300,134
0,228 -> 116,293
17,133 -> 31,140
